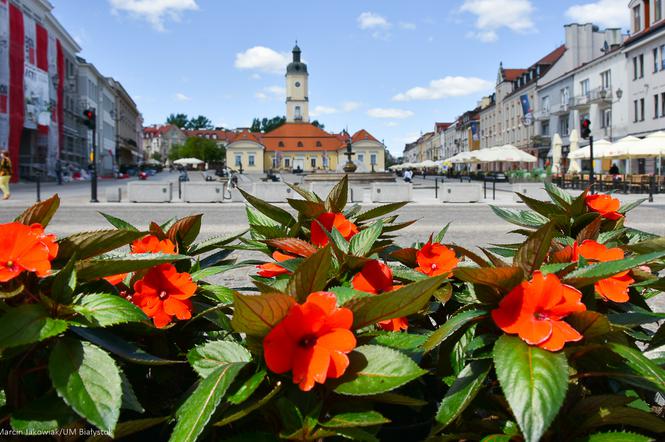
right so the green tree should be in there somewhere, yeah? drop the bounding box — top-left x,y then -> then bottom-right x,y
187,115 -> 214,130
250,118 -> 261,132
249,116 -> 286,133
169,137 -> 224,163
166,113 -> 189,128
311,120 -> 325,130
151,152 -> 162,162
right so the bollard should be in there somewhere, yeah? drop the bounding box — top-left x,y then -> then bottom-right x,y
483,178 -> 487,199
179,179 -> 182,200
36,172 -> 41,202
435,178 -> 438,199
649,175 -> 654,203
493,178 -> 496,201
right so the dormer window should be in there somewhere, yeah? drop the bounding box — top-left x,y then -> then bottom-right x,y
278,141 -> 284,147
297,141 -> 303,147
316,141 -> 322,147
633,4 -> 642,32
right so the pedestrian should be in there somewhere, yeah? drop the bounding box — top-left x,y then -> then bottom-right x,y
0,150 -> 12,200
403,169 -> 413,183
609,163 -> 619,175
55,159 -> 63,185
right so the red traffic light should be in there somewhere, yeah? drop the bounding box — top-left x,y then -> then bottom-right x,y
581,118 -> 591,139
82,109 -> 96,128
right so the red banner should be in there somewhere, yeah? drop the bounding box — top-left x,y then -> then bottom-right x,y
8,3 -> 24,182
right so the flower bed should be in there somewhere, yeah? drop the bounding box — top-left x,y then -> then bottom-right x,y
0,177 -> 664,441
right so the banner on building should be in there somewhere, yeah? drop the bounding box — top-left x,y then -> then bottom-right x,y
520,94 -> 533,126
23,64 -> 49,129
0,0 -> 9,150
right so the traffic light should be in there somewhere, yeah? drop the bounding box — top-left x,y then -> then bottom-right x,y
581,118 -> 591,139
82,109 -> 96,129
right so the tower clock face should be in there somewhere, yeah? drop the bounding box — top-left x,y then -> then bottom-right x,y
295,81 -> 301,87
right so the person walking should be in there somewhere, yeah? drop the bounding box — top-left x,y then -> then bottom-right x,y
0,150 -> 12,200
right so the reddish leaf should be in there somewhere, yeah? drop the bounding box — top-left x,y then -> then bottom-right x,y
389,248 -> 418,267
265,238 -> 317,258
149,222 -> 167,240
14,194 -> 60,227
167,214 -> 202,249
453,266 -> 524,293
231,292 -> 295,337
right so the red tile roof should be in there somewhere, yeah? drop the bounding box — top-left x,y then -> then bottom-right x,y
230,129 -> 263,144
502,68 -> 528,81
624,19 -> 665,46
351,129 -> 379,143
261,123 -> 343,151
143,124 -> 175,136
435,122 -> 452,132
537,45 -> 566,66
184,129 -> 234,141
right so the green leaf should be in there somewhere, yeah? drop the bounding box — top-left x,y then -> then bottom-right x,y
99,212 -> 139,231
434,222 -> 451,243
321,410 -> 390,428
334,345 -> 427,396
453,266 -> 524,293
566,311 -> 611,341
119,368 -> 144,413
517,192 -> 567,218
607,343 -> 665,392
347,275 -> 447,329
578,431 -> 653,442
187,340 -> 252,378
490,206 -> 548,228
607,308 -> 665,327
71,327 -> 182,365
14,194 -> 60,227
167,214 -> 202,250
544,182 -> 573,206
349,220 -> 383,256
285,181 -> 322,202
50,254 -> 77,304
288,198 -> 326,218
564,250 -> 665,287
329,286 -> 372,305
188,230 -> 247,255
213,382 -> 283,428
577,407 -> 665,434
197,284 -> 237,305
625,236 -> 665,254
72,293 -> 146,327
0,389 -> 4,407
227,370 -> 266,405
0,304 -> 67,350
435,359 -> 492,428
390,265 -> 428,282
354,202 -> 408,223
618,198 -> 648,214
239,187 -> 296,227
57,229 -> 145,261
286,246 -> 332,302
170,363 -> 247,442
515,222 -> 556,275
325,175 -> 348,213
76,252 -> 188,280
493,335 -> 568,442
49,339 -> 122,434
10,392 -> 77,433
389,247 -> 418,267
231,292 -> 295,337
369,332 -> 428,354
422,308 -> 488,353
265,238 -> 318,258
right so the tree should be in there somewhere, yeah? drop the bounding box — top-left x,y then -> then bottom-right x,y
384,148 -> 397,167
311,120 -> 325,130
250,116 -> 286,133
168,137 -> 224,163
151,152 -> 162,162
187,115 -> 214,130
166,113 -> 189,128
250,118 -> 261,132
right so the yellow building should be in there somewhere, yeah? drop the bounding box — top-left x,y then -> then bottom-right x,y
226,44 -> 384,173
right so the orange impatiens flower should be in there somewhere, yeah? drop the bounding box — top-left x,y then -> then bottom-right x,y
491,271 -> 586,352
415,241 -> 459,277
257,251 -> 295,278
585,194 -> 622,220
573,240 -> 634,303
352,260 -> 407,331
132,263 -> 197,328
263,292 -> 356,391
311,212 -> 359,247
104,235 -> 176,285
0,222 -> 57,283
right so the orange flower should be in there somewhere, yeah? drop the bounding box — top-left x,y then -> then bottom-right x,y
104,235 -> 176,285
573,240 -> 634,303
311,212 -> 359,247
415,241 -> 459,277
0,222 -> 56,282
491,271 -> 586,351
352,260 -> 407,331
257,251 -> 295,278
263,292 -> 356,391
132,263 -> 197,328
585,194 -> 622,220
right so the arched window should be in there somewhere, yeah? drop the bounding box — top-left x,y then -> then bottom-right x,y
278,141 -> 284,147
297,141 -> 303,147
316,141 -> 322,147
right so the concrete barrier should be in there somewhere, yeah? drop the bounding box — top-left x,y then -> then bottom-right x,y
250,182 -> 304,202
128,182 -> 172,203
182,182 -> 225,203
512,183 -> 552,202
227,187 -> 245,202
106,187 -> 121,203
370,183 -> 412,202
440,183 -> 482,203
349,186 -> 366,203
308,183 -> 337,200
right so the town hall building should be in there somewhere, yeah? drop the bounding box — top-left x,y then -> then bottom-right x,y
225,44 -> 385,174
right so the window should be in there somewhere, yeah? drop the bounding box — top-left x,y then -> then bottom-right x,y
640,98 -> 645,121
284,158 -> 290,167
656,0 -> 663,22
310,158 -> 316,168
541,95 -> 550,111
559,115 -> 569,136
634,100 -> 639,122
561,87 -> 570,105
235,155 -> 241,167
633,5 -> 642,32
600,70 -> 611,89
358,154 -> 364,162
601,109 -> 612,129
580,79 -> 590,96
655,94 -> 660,118
272,157 -> 278,168
278,141 -> 284,147
370,153 -> 377,165
541,121 -> 550,136
295,106 -> 301,120
316,141 -> 322,147
661,45 -> 665,70
297,141 -> 303,147
639,54 -> 644,78
662,92 -> 665,117
633,56 -> 639,80
248,154 -> 255,166
655,48 -> 660,73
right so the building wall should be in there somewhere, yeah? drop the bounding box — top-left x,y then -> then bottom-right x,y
226,141 -> 264,172
338,140 -> 385,172
266,150 -> 338,172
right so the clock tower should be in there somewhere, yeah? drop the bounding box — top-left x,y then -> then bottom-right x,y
285,43 -> 309,123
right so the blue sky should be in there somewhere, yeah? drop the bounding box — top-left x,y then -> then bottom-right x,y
52,0 -> 631,155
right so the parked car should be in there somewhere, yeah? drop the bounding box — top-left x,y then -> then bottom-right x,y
138,171 -> 148,180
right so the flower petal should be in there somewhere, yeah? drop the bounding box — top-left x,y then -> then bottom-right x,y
264,322 -> 296,374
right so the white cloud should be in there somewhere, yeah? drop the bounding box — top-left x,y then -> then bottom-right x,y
109,0 -> 198,31
255,85 -> 285,101
235,46 -> 290,74
367,108 -> 414,119
393,76 -> 493,101
460,0 -> 535,42
565,0 -> 629,29
310,106 -> 338,117
399,22 -> 417,30
341,101 -> 362,112
357,12 -> 390,29
175,92 -> 191,101
250,73 -> 262,80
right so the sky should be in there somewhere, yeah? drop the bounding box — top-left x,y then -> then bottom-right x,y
51,0 -> 632,156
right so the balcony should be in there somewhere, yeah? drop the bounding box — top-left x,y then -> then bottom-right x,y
589,87 -> 613,104
572,93 -> 591,109
551,101 -> 572,115
534,108 -> 550,120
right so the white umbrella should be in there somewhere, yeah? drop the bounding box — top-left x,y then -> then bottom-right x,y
551,134 -> 562,174
606,135 -> 641,159
173,157 -> 204,165
568,130 -> 581,174
630,131 -> 665,157
419,159 -> 438,168
447,151 -> 481,164
490,144 -> 538,162
568,139 -> 613,159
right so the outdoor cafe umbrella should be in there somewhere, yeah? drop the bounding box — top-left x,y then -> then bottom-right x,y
605,135 -> 641,159
568,129 -> 581,174
551,134 -> 562,174
173,158 -> 204,166
492,144 -> 538,162
419,159 -> 439,168
447,151 -> 481,164
567,139 -> 613,160
629,131 -> 665,157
